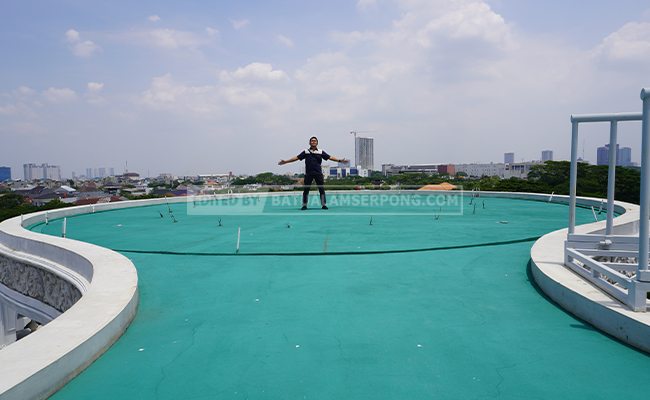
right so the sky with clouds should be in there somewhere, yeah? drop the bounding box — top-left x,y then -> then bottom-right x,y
2,0 -> 650,179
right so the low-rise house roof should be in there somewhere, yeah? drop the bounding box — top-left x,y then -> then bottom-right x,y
74,196 -> 127,206
14,186 -> 47,198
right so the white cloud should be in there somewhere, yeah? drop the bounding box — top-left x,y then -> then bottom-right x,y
206,27 -> 220,39
65,29 -> 101,58
42,88 -> 77,103
366,0 -> 517,55
87,82 -> 104,93
86,82 -> 106,105
277,34 -> 293,47
219,87 -> 272,106
326,0 -> 522,91
357,0 -> 377,11
231,19 -> 250,30
113,29 -> 210,51
149,29 -> 200,49
72,40 -> 102,58
0,102 -> 38,118
0,103 -> 21,116
367,61 -> 411,82
148,15 -> 161,22
66,29 -> 81,43
137,69 -> 296,116
139,73 -> 218,113
12,86 -> 35,100
592,22 -> 650,62
418,2 -> 516,50
220,63 -> 289,83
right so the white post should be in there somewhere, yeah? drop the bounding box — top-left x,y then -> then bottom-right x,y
236,227 -> 241,254
568,120 -> 579,235
637,88 -> 650,282
45,211 -> 49,225
605,121 -> 617,236
62,217 -> 67,238
0,303 -> 18,346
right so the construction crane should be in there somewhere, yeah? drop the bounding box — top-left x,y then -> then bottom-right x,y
350,130 -> 376,137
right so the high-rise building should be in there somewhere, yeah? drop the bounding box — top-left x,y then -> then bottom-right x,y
355,136 -> 374,170
619,147 -> 632,167
23,163 -> 61,181
597,144 -> 633,166
542,150 -> 553,162
72,171 -> 76,179
504,153 -> 514,164
24,163 -> 41,181
597,145 -> 633,166
109,167 -> 115,176
0,166 -> 10,182
597,144 -> 614,165
99,167 -> 106,177
46,164 -> 60,180
86,168 -> 92,178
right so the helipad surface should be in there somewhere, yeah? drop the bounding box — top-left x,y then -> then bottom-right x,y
29,195 -> 650,399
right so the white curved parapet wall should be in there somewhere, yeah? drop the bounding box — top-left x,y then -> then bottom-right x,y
0,195 -> 210,399
529,196 -> 650,353
0,203 -> 142,400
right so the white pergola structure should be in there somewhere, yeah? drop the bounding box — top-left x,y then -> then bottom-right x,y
565,88 -> 650,311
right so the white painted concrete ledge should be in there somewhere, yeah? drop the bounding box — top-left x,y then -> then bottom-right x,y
529,196 -> 650,353
0,205 -> 140,400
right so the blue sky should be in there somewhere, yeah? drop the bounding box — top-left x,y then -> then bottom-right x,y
2,0 -> 650,178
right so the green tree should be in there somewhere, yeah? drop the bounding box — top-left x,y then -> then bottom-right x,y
0,195 -> 74,223
527,161 -> 640,204
0,193 -> 25,209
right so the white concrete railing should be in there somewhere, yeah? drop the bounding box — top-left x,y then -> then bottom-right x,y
0,202 -> 142,400
565,90 -> 650,311
564,198 -> 647,311
530,197 -> 650,352
497,185 -> 650,312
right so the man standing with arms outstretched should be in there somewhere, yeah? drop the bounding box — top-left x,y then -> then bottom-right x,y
279,137 -> 348,210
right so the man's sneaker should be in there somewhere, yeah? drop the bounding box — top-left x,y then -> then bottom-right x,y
301,206 -> 307,210
322,205 -> 328,210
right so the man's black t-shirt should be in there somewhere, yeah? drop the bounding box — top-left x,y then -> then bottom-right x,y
297,148 -> 330,176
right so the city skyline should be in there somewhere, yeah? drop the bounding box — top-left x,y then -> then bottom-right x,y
1,1 -> 650,178
4,141 -> 642,181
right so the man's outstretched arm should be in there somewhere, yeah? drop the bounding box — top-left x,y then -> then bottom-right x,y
329,157 -> 349,164
278,156 -> 299,165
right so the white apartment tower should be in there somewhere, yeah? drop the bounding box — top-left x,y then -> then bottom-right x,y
355,136 -> 374,170
23,163 -> 61,181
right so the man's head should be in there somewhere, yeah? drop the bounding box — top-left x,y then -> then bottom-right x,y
309,136 -> 318,148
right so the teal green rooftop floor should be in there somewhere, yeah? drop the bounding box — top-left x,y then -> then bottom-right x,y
30,195 -> 650,399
